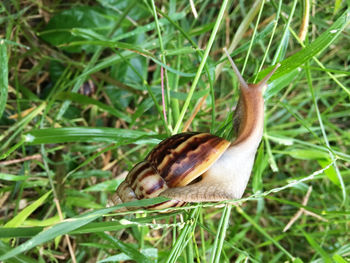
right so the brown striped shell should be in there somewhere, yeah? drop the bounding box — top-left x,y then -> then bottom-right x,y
116,132 -> 230,210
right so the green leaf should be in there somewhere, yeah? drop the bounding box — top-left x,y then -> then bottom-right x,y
252,142 -> 268,193
39,6 -> 116,53
318,159 -> 340,186
56,92 -> 131,122
0,240 -> 37,263
83,179 -> 120,192
23,214 -> 62,227
112,12 -> 185,42
293,258 -> 304,263
65,39 -> 196,77
98,248 -> 158,263
24,127 -> 162,145
0,227 -> 43,238
333,254 -> 348,263
334,0 -> 343,14
71,222 -> 129,234
98,232 -> 153,263
287,148 -> 329,160
70,170 -> 111,180
264,69 -> 300,100
300,228 -> 332,263
285,145 -> 341,187
0,103 -> 46,152
70,221 -> 137,234
237,206 -> 294,260
0,197 -> 168,260
0,211 -> 103,260
256,9 -> 350,82
0,173 -> 30,181
4,191 -> 52,228
0,39 -> 8,119
273,27 -> 290,64
66,196 -> 104,209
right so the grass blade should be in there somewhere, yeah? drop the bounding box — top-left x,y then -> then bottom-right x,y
4,191 -> 52,228
237,206 -> 294,260
56,92 -> 132,122
210,204 -> 232,263
173,0 -> 230,133
300,228 -> 332,263
0,40 -> 8,119
24,127 -> 161,145
256,9 -> 350,82
0,197 -> 168,260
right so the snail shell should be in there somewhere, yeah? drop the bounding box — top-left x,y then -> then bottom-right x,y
117,132 -> 230,209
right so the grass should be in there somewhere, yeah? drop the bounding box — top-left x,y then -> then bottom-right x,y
0,0 -> 350,262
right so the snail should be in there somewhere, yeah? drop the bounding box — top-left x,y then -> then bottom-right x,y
115,49 -> 280,210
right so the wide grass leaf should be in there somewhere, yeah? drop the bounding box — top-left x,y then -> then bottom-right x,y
0,173 -> 29,181
4,191 -> 52,228
66,196 -> 104,209
24,127 -> 161,145
98,248 -> 157,262
318,159 -> 340,186
332,254 -> 348,263
83,179 -> 120,192
0,227 -> 43,238
287,148 -> 329,160
0,197 -> 168,260
0,240 -> 37,263
39,6 -> 116,53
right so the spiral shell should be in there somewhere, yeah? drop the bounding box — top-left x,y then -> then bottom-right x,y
116,132 -> 230,210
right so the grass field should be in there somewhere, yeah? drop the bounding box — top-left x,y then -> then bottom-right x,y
0,0 -> 350,262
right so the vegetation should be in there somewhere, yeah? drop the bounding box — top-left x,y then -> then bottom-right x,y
0,0 -> 349,262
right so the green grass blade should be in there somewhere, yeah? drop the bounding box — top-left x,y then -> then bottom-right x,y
256,8 -> 350,82
24,127 -> 161,145
98,232 -> 153,263
271,0 -> 297,65
56,92 -> 132,122
97,248 -> 157,262
165,207 -> 200,263
0,212 -> 104,260
173,0 -> 230,134
299,228 -> 332,263
0,197 -> 168,260
237,206 -> 294,260
65,39 -> 196,77
0,240 -> 37,263
0,173 -> 30,181
0,227 -> 43,238
0,40 -> 8,119
210,204 -> 232,263
305,62 -> 346,203
0,103 -> 46,151
333,254 -> 348,263
112,12 -> 186,42
4,191 -> 52,228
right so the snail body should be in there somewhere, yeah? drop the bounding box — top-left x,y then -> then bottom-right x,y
116,51 -> 280,210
